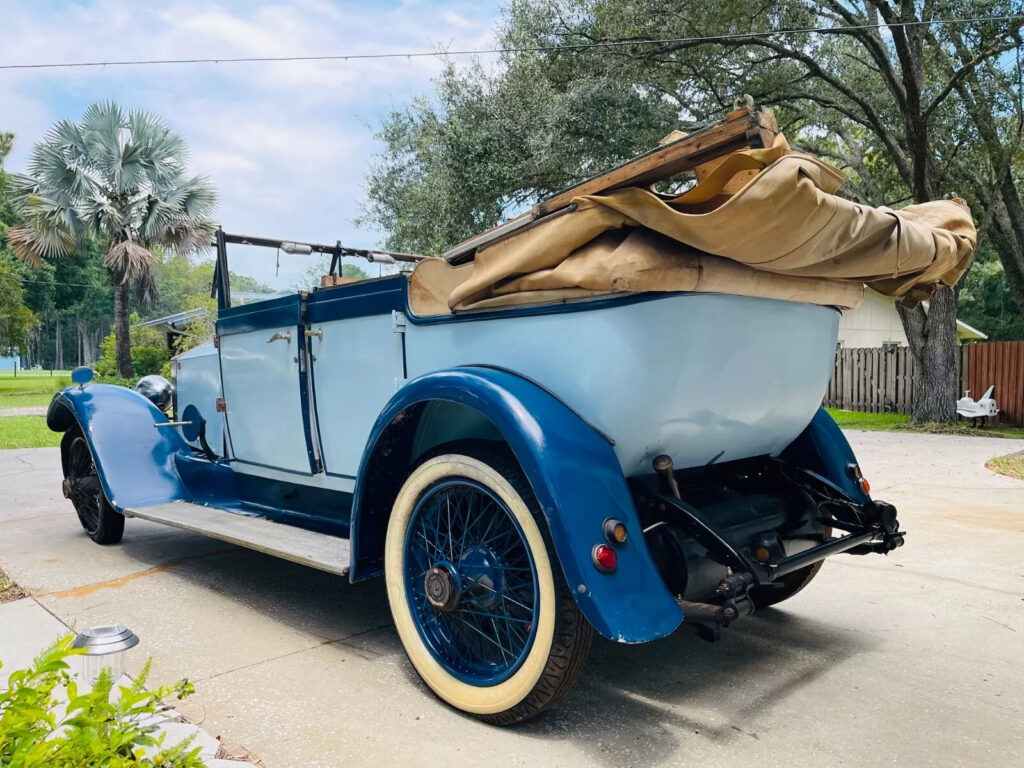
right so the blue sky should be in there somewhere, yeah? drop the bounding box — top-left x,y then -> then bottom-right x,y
0,0 -> 504,287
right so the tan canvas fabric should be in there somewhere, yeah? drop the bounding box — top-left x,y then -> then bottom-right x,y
408,134 -> 976,316
409,231 -> 866,315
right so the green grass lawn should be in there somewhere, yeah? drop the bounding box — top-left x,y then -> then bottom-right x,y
825,409 -> 910,430
826,407 -> 1024,439
0,416 -> 61,449
987,452 -> 1024,480
0,371 -> 70,410
0,373 -> 69,448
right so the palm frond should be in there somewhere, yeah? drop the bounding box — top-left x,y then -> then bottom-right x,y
41,119 -> 90,166
134,266 -> 159,308
81,101 -> 127,193
80,194 -> 124,234
5,221 -> 75,266
128,110 -> 187,188
158,218 -> 216,256
104,237 -> 154,285
27,142 -> 98,203
176,175 -> 218,219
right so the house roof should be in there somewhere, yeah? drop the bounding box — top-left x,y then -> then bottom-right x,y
135,292 -> 287,333
955,318 -> 987,340
137,308 -> 207,332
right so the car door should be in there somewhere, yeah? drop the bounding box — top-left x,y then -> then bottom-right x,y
305,279 -> 407,478
216,294 -> 318,474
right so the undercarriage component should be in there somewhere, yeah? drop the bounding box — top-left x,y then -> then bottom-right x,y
677,573 -> 756,642
633,455 -> 907,637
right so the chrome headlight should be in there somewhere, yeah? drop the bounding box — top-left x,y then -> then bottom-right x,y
134,375 -> 174,412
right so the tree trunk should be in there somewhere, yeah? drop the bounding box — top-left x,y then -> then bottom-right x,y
898,287 -> 959,423
113,281 -> 133,378
55,318 -> 63,371
990,216 -> 1024,316
997,177 -> 1024,314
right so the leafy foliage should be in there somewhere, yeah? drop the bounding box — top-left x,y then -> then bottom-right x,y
360,57 -> 675,255
959,259 -> 1024,341
0,132 -> 17,238
292,256 -> 373,291
0,255 -> 37,353
362,0 -> 1024,421
0,636 -> 203,768
94,313 -> 170,378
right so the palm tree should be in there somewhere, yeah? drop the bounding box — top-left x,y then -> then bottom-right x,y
7,102 -> 216,377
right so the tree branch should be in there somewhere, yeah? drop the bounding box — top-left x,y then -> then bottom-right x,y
923,34 -> 1023,119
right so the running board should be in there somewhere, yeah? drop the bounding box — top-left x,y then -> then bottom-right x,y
124,501 -> 351,576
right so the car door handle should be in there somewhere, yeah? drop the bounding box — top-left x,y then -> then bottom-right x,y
304,329 -> 323,340
267,332 -> 292,343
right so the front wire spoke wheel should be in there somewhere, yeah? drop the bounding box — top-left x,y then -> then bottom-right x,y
385,446 -> 592,725
61,428 -> 125,545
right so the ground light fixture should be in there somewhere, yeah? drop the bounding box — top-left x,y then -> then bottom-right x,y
72,624 -> 140,686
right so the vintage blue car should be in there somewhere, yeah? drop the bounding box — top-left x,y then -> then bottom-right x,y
46,110 -> 931,724
47,231 -> 905,725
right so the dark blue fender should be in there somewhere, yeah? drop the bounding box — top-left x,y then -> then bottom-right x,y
781,407 -> 871,504
350,366 -> 683,643
47,384 -> 234,511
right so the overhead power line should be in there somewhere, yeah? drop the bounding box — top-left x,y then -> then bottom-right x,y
0,14 -> 1021,71
19,279 -> 111,290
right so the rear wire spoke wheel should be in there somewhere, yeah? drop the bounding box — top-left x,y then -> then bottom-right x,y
62,428 -> 124,545
385,447 -> 591,725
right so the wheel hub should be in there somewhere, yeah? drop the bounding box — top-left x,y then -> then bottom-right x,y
424,564 -> 462,612
458,546 -> 503,609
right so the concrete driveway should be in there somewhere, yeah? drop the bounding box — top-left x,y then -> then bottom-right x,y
1,432 -> 1022,768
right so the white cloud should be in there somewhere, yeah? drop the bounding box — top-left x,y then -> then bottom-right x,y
0,0 -> 502,288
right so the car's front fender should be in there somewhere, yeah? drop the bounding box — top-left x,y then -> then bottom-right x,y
48,384 -> 191,511
350,366 -> 683,643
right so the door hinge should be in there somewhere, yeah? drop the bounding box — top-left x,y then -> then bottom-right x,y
215,397 -> 226,413
391,310 -> 407,333
213,335 -> 220,348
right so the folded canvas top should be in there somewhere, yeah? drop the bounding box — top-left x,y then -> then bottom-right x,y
409,134 -> 976,316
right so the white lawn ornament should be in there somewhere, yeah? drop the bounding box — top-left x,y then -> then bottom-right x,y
957,385 -> 998,424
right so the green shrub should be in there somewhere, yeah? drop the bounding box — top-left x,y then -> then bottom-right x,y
0,636 -> 204,768
94,315 -> 171,379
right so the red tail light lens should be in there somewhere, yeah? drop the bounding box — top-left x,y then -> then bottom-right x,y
592,544 -> 617,573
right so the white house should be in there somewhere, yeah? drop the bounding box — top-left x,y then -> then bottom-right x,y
838,288 -> 986,347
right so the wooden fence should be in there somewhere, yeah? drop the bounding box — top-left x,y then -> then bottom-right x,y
824,346 -> 970,416
965,341 -> 1024,426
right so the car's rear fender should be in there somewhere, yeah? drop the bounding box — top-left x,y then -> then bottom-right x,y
781,407 -> 872,503
349,365 -> 684,643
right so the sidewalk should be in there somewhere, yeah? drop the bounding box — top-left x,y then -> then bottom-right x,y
0,593 -> 254,768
